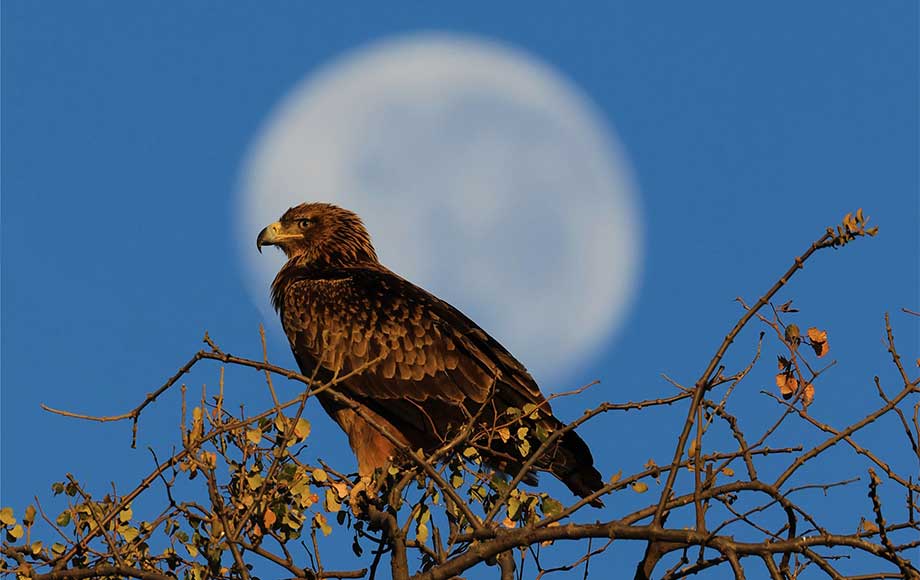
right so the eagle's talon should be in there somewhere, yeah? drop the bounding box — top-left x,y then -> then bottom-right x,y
348,475 -> 375,518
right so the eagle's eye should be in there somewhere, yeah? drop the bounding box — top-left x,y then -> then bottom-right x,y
297,218 -> 313,230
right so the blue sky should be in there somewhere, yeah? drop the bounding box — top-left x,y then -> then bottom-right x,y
2,2 -> 917,577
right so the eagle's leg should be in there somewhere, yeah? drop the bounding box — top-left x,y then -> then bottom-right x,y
333,407 -> 406,475
331,406 -> 408,515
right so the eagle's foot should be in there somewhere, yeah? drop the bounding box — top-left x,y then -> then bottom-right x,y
348,475 -> 376,518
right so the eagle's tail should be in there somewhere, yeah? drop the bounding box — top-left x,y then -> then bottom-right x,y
554,431 -> 605,508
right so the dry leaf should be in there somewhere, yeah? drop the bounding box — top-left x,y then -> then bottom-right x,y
263,508 -> 276,528
314,513 -> 332,536
332,482 -> 349,499
807,327 -> 827,343
803,383 -> 815,408
776,373 -> 798,399
815,341 -> 830,357
807,327 -> 830,357
860,518 -> 879,534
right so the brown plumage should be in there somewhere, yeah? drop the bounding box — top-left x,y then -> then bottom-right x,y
257,202 -> 604,504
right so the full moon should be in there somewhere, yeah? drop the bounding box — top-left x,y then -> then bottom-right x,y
237,34 -> 642,386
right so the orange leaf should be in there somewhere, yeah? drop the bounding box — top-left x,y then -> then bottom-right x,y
812,340 -> 829,357
807,327 -> 829,357
263,508 -> 276,528
803,384 -> 815,408
807,327 -> 827,342
777,355 -> 790,371
776,373 -> 797,399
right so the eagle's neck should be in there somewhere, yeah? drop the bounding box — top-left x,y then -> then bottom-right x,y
270,254 -> 377,314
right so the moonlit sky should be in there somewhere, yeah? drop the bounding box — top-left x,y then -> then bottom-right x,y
2,3 -> 917,578
238,34 -> 641,385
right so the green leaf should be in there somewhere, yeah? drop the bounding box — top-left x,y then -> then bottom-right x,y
282,510 -> 304,531
247,473 -> 264,490
507,497 -> 522,520
119,506 -> 133,523
293,418 -> 311,440
186,543 -> 199,558
121,525 -> 139,542
246,428 -> 263,444
517,439 -> 531,457
51,543 -> 66,556
324,488 -> 341,513
541,497 -> 563,517
291,479 -> 311,497
491,474 -> 509,495
56,511 -> 71,527
311,468 -> 328,483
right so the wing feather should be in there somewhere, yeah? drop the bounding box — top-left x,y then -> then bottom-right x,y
278,265 -> 543,409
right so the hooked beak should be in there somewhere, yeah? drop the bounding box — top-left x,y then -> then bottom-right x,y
256,221 -> 284,254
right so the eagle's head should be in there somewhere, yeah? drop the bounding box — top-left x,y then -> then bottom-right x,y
256,203 -> 378,267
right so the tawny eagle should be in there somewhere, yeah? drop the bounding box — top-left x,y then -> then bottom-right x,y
257,203 -> 603,503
